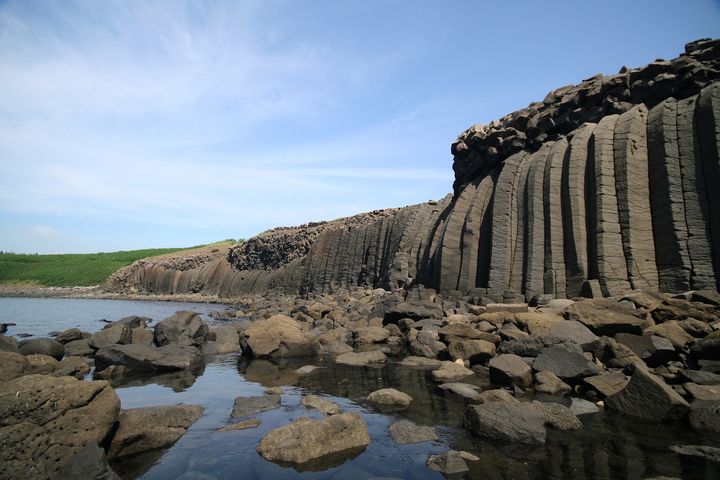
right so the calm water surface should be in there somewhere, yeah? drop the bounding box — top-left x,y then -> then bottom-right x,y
2,297 -> 719,479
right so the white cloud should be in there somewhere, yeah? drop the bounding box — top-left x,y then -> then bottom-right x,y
29,225 -> 57,237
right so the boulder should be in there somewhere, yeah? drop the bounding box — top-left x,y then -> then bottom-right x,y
616,333 -> 676,367
0,334 -> 19,353
583,337 -> 647,370
25,354 -> 59,374
426,450 -> 469,475
534,371 -> 571,395
400,356 -> 443,368
489,354 -> 532,387
367,388 -> 413,409
533,343 -> 597,381
18,338 -> 65,360
684,383 -> 720,401
63,338 -> 94,357
130,327 -> 154,345
108,405 -> 203,459
688,400 -> 720,432
217,418 -> 262,432
94,344 -> 203,372
549,320 -> 599,345
499,323 -> 530,341
438,324 -> 500,344
669,444 -> 720,463
515,311 -> 562,336
486,303 -> 528,313
154,311 -> 209,347
295,365 -> 320,375
240,315 -> 319,358
448,339 -> 496,365
88,324 -> 131,350
231,395 -> 281,418
335,350 -> 386,367
352,326 -> 390,344
438,382 -> 481,401
53,356 -> 91,379
302,395 -> 340,415
431,361 -> 474,382
50,442 -> 120,480
409,329 -> 448,359
476,389 -> 520,404
0,351 -> 30,382
563,397 -> 600,416
382,301 -> 443,324
499,336 -> 566,357
256,413 -> 370,467
0,375 -> 119,480
691,331 -> 720,360
54,328 -> 85,344
204,325 -> 240,355
678,369 -> 720,385
463,402 -> 547,445
644,321 -> 694,349
531,401 -> 582,430
388,420 -> 438,444
606,368 -> 690,421
103,315 -> 149,330
564,298 -> 645,335
582,372 -> 630,398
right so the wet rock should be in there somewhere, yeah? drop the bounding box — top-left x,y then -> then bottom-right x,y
0,374 -> 120,480
431,361 -> 474,382
476,389 -> 520,404
389,420 -> 438,444
217,418 -> 262,432
18,338 -> 65,360
95,344 -> 203,372
438,382 -> 481,400
533,343 -> 597,381
55,328 -> 85,344
548,321 -> 598,345
534,371 -> 571,395
231,395 -> 281,418
25,354 -> 58,374
264,386 -> 284,395
582,372 -> 630,398
606,368 -> 690,421
296,365 -> 320,375
448,339 -> 495,365
531,401 -> 582,430
400,356 -> 443,368
669,444 -> 720,463
154,311 -> 209,347
367,388 -> 412,409
489,354 -> 532,387
50,442 -> 120,480
88,324 -> 132,350
302,394 -> 340,415
0,351 -> 30,382
241,315 -> 320,358
616,333 -> 676,367
564,298 -> 645,336
335,350 -> 386,366
353,326 -> 390,344
426,450 -> 469,475
464,402 -> 547,445
688,400 -> 720,432
64,338 -> 94,357
108,405 -> 203,459
256,413 -> 370,467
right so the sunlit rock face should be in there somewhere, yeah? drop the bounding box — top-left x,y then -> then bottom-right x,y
106,39 -> 720,300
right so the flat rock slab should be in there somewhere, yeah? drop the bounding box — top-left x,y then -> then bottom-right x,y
564,298 -> 645,336
388,420 -> 438,444
108,404 -> 203,459
217,418 -> 262,432
335,350 -> 387,366
439,382 -> 481,400
94,343 -> 203,372
684,383 -> 720,401
669,444 -> 720,463
400,356 -> 443,368
431,361 -> 474,382
533,343 -> 597,380
302,395 -> 340,415
486,303 -> 528,313
549,321 -> 598,345
256,413 -> 370,468
606,368 -> 689,421
583,372 -> 630,398
232,395 -> 281,418
464,402 -> 547,445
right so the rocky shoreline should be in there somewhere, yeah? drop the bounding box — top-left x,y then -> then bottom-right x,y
2,286 -> 720,478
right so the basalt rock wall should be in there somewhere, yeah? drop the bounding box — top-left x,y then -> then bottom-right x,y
106,39 -> 720,299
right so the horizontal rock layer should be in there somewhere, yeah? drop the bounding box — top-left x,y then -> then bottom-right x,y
105,39 -> 720,299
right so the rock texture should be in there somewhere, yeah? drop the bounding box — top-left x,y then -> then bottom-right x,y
105,39 -> 720,299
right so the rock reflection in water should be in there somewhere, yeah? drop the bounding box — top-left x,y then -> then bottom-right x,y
96,365 -> 205,392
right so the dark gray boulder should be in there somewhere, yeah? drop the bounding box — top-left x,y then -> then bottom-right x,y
88,324 -> 132,350
18,338 -> 65,360
489,354 -> 532,387
55,328 -> 86,344
0,334 -> 20,353
691,331 -> 720,361
426,450 -> 469,475
50,442 -> 120,480
154,311 -> 209,347
533,343 -> 597,381
615,333 -> 676,367
231,395 -> 281,418
463,401 -> 547,445
606,368 -> 690,421
688,400 -> 720,432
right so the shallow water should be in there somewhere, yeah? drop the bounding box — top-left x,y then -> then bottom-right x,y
2,298 -> 720,479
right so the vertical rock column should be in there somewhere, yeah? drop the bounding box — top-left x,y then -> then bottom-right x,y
590,115 -> 631,296
509,153 -> 533,295
613,104 -> 659,291
696,83 -> 720,288
543,138 -> 568,297
458,175 -> 495,292
676,95 -> 717,289
647,97 -> 692,291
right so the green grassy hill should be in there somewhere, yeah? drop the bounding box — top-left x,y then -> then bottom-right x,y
0,248 -> 191,287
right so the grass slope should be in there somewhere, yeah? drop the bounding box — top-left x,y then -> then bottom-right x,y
0,248 -> 190,287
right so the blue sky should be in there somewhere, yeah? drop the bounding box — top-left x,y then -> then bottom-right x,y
1,0 -> 719,253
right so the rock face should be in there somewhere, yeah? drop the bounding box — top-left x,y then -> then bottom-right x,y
256,413 -> 370,467
105,39 -> 720,299
108,405 -> 203,459
0,375 -> 120,480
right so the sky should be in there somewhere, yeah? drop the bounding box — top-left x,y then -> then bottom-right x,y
1,0 -> 719,254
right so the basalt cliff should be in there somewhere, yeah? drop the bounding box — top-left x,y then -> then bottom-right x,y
106,39 -> 720,301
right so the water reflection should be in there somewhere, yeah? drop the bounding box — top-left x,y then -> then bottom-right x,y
98,366 -> 205,392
